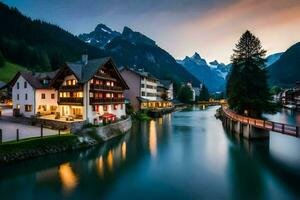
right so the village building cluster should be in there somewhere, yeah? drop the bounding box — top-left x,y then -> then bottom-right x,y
1,54 -> 175,125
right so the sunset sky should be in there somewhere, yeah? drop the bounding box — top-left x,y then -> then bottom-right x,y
3,0 -> 300,63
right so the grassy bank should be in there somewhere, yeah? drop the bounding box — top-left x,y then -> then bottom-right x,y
0,61 -> 27,83
0,134 -> 78,155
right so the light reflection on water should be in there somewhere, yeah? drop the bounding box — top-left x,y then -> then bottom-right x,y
0,106 -> 299,200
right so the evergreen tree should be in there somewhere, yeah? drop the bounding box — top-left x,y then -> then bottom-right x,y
177,85 -> 193,104
199,85 -> 210,101
226,30 -> 276,117
0,50 -> 5,67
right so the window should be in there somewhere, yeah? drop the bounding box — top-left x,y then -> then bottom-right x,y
16,104 -> 20,109
24,81 -> 27,88
141,84 -> 145,88
51,93 -> 55,99
121,104 -> 124,110
114,104 -> 118,110
41,93 -> 46,99
17,94 -> 19,100
103,105 -> 108,111
141,92 -> 145,96
17,82 -> 19,89
25,93 -> 28,100
25,105 -> 32,112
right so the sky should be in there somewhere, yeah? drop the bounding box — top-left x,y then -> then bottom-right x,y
3,0 -> 300,63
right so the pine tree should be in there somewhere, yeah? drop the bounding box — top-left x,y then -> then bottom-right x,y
226,30 -> 276,117
178,85 -> 193,104
199,85 -> 210,101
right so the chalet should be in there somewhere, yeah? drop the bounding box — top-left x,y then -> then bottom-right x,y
120,67 -> 173,111
8,71 -> 58,117
51,55 -> 129,124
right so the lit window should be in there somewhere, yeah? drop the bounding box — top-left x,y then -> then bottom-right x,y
25,105 -> 32,112
103,105 -> 108,111
16,104 -> 20,109
114,104 -> 118,110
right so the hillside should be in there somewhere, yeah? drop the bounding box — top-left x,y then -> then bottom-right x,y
0,62 -> 27,83
268,43 -> 300,88
79,25 -> 201,85
0,2 -> 106,71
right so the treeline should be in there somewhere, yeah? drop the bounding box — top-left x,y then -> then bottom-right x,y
0,2 -> 106,71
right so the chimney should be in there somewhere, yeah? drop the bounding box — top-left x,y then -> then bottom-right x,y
82,49 -> 88,65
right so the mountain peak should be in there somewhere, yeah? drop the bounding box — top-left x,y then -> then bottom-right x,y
192,52 -> 201,60
121,26 -> 156,46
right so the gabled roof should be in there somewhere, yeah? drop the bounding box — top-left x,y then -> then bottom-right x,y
53,57 -> 129,89
3,71 -> 58,89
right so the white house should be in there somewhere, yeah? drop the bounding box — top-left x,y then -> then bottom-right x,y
10,71 -> 58,117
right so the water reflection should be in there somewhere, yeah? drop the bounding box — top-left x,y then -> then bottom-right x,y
149,120 -> 157,158
97,156 -> 104,177
122,142 -> 126,161
107,150 -> 114,171
58,163 -> 78,194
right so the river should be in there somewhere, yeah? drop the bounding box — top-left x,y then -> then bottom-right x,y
0,106 -> 300,200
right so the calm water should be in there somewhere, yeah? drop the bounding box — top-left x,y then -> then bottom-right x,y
1,106 -> 300,200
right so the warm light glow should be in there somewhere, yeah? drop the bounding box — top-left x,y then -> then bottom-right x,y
149,120 -> 157,158
107,150 -> 114,171
97,156 -> 104,177
121,142 -> 126,161
58,163 -> 78,194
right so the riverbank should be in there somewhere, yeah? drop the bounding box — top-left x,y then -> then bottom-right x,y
0,116 -> 132,166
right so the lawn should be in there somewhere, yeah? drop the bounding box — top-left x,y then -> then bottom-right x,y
0,134 -> 78,155
0,61 -> 27,83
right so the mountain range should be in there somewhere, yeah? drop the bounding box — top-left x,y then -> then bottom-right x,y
0,1 -> 299,91
79,24 -> 201,86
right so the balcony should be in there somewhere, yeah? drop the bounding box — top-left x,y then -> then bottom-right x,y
90,98 -> 125,105
60,85 -> 83,91
58,97 -> 83,105
90,84 -> 123,92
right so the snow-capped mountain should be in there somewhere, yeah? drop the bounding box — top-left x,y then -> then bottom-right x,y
177,53 -> 227,92
78,24 -> 201,86
78,24 -> 121,49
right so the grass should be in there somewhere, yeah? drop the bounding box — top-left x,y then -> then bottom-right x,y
0,61 -> 27,83
0,134 -> 78,155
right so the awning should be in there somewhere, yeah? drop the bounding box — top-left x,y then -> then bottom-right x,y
102,113 -> 116,118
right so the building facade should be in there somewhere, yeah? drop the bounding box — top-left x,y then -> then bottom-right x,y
51,56 -> 129,124
9,71 -> 58,118
120,67 -> 173,111
8,55 -> 129,124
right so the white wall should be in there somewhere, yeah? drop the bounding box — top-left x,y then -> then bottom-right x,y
141,77 -> 158,101
12,76 -> 35,117
35,89 -> 58,114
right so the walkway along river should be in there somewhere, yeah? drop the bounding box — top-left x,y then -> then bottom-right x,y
0,106 -> 300,199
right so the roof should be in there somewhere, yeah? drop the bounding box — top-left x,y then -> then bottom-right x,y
54,57 -> 129,89
4,70 -> 59,89
120,67 -> 158,81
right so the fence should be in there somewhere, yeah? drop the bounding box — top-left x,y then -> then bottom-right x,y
0,123 -> 69,144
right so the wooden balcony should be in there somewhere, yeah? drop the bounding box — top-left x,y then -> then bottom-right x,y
90,98 -> 125,105
60,85 -> 83,91
94,74 -> 117,82
58,97 -> 83,105
90,84 -> 123,92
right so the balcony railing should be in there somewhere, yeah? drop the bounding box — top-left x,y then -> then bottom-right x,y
90,84 -> 123,91
90,98 -> 125,104
60,85 -> 83,91
58,97 -> 83,105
